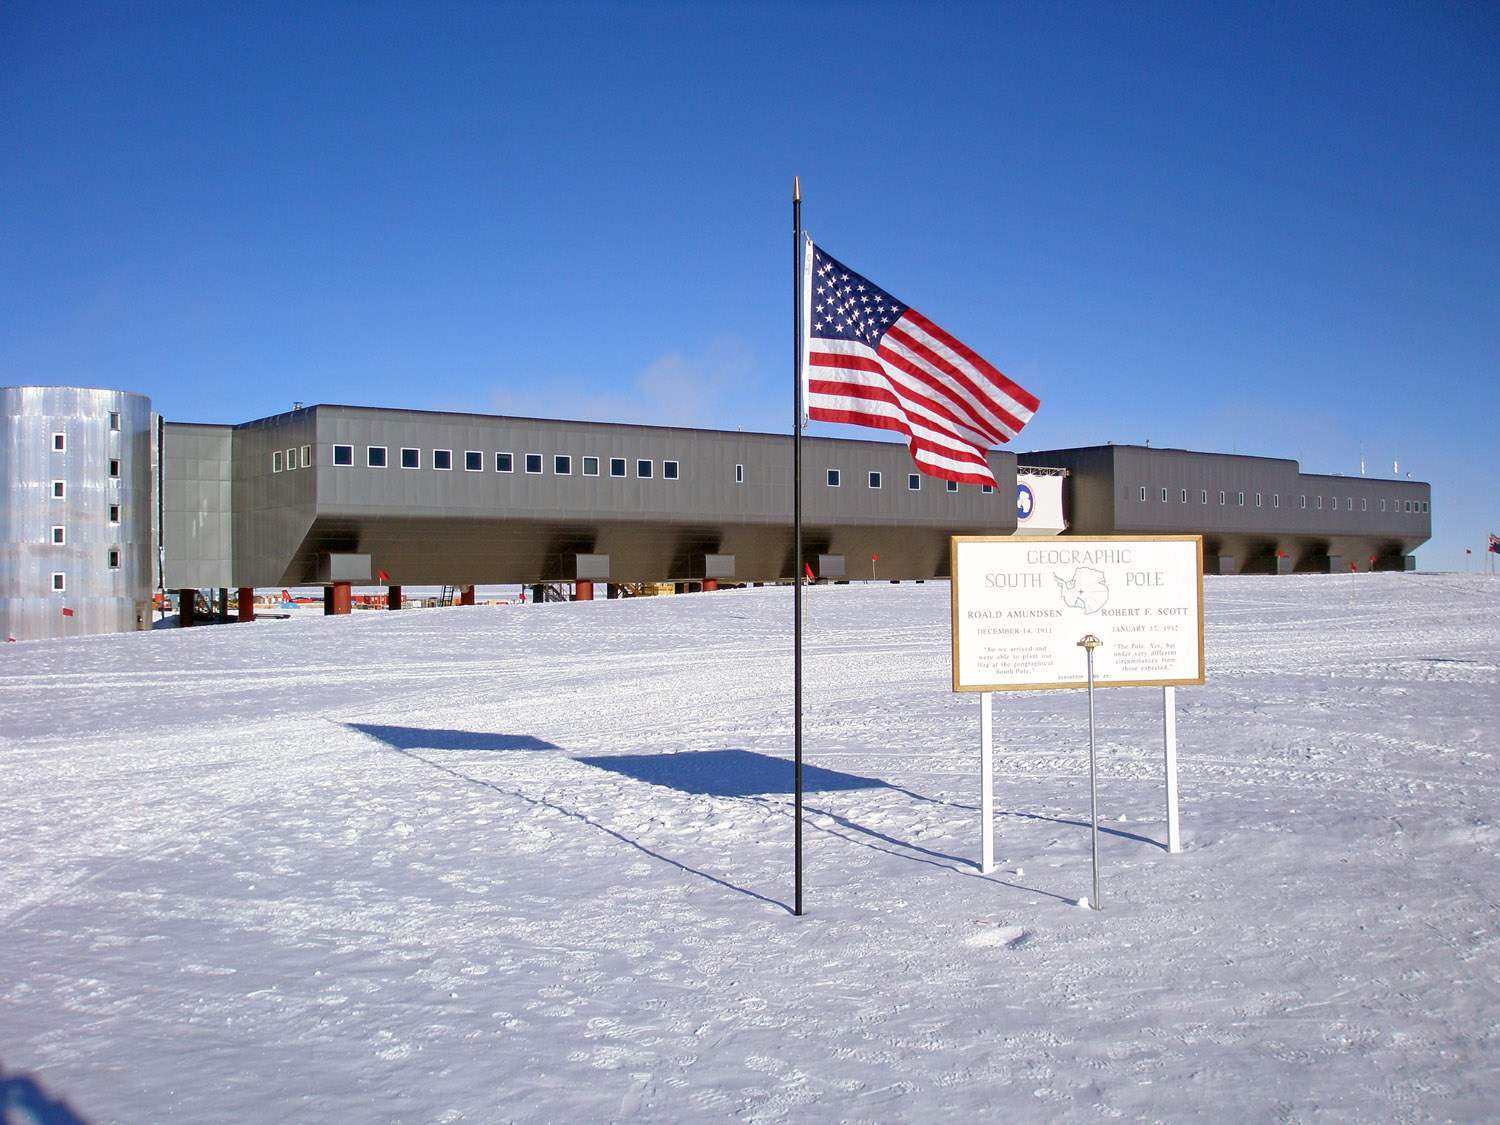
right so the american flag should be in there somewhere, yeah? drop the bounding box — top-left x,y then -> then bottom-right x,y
802,243 -> 1039,485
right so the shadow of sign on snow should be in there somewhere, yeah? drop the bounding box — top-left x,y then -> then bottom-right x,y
573,747 -> 890,798
348,723 -> 560,753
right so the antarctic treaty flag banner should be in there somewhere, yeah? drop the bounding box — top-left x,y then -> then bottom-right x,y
802,243 -> 1040,486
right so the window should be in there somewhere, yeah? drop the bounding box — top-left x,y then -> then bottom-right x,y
827,469 -> 842,487
108,412 -> 120,430
1201,490 -> 1208,504
52,432 -> 65,451
1346,497 -> 1352,511
401,448 -> 420,469
909,474 -> 921,491
273,451 -> 284,473
108,505 -> 119,523
524,454 -> 542,474
1361,499 -> 1367,512
1161,488 -> 1169,502
367,446 -> 387,468
1219,491 -> 1226,505
52,480 -> 66,499
1181,489 -> 1189,503
107,548 -> 120,569
109,459 -> 120,478
1316,496 -> 1323,509
583,456 -> 599,476
1379,499 -> 1385,512
1331,497 -> 1338,511
663,460 -> 679,480
554,455 -> 571,475
52,526 -> 65,545
870,471 -> 882,489
496,452 -> 513,473
1255,493 -> 1262,507
434,449 -> 453,471
333,445 -> 353,466
465,451 -> 484,472
735,464 -> 744,484
1237,492 -> 1244,506
1422,501 -> 1428,513
1273,494 -> 1280,508
610,457 -> 627,477
301,445 -> 312,468
1140,487 -> 1148,501
637,459 -> 653,478
52,572 -> 65,592
947,480 -> 959,492
982,484 -> 994,494
1301,496 -> 1307,509
1405,501 -> 1411,513
287,448 -> 297,470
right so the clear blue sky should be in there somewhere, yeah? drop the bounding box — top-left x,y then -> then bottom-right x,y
3,1 -> 1495,570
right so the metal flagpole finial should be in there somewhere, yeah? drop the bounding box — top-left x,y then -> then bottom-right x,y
794,175 -> 800,202
1077,635 -> 1102,651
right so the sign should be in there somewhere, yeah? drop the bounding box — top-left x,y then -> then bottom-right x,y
952,535 -> 1204,692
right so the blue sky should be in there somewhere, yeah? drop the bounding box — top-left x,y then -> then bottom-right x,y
3,1 -> 1496,569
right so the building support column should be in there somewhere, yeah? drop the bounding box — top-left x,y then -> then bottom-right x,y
702,578 -> 718,592
387,584 -> 402,610
460,585 -> 476,606
325,583 -> 351,615
575,580 -> 594,601
238,587 -> 255,622
178,589 -> 197,628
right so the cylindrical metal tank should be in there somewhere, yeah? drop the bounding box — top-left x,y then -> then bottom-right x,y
0,386 -> 155,641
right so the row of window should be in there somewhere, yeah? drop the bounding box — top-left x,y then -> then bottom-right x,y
48,414 -> 122,452
826,468 -> 992,494
47,526 -> 123,553
317,445 -> 683,480
272,445 -> 315,473
49,470 -> 121,501
46,550 -> 123,592
1139,487 -> 1428,515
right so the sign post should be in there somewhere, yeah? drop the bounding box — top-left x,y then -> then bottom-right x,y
1078,634 -> 1103,909
952,536 -> 1205,895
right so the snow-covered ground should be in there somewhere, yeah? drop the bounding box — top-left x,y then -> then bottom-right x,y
2,574 -> 1497,1123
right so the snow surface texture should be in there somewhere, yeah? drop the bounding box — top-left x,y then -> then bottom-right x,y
1,574 -> 1497,1123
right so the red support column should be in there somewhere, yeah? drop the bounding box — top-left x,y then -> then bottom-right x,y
387,584 -> 402,610
238,587 -> 255,622
328,582 -> 351,615
702,579 -> 718,592
178,589 -> 196,628
575,580 -> 594,601
460,585 -> 476,606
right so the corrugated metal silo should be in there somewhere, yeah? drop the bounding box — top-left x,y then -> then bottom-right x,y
0,386 -> 155,641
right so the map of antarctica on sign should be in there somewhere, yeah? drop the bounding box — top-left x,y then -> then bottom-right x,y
951,536 -> 1205,692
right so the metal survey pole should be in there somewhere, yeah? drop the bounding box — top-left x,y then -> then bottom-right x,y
980,692 -> 994,873
1078,635 -> 1102,910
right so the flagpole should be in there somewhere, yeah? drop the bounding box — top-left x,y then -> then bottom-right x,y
792,176 -> 805,917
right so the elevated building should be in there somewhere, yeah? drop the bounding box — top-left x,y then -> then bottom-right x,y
2,388 -> 1433,639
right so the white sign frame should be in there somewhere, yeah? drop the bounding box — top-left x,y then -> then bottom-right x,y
951,535 -> 1205,693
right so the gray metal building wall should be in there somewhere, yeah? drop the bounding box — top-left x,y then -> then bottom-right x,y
1019,445 -> 1431,572
161,423 -> 234,590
